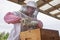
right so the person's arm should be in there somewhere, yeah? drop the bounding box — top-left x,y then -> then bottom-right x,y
37,20 -> 43,28
4,12 -> 21,24
13,33 -> 20,40
7,28 -> 15,40
32,18 -> 43,28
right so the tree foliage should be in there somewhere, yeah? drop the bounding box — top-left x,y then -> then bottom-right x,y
0,32 -> 9,40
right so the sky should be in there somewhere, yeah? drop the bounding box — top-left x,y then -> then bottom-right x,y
0,0 -> 60,35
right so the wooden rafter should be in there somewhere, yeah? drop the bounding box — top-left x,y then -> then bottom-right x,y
50,12 -> 60,17
37,0 -> 53,7
52,12 -> 60,16
8,0 -> 25,5
8,0 -> 18,3
39,9 -> 60,19
54,12 -> 60,19
55,12 -> 60,16
44,4 -> 60,13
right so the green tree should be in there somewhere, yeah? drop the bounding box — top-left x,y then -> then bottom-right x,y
0,32 -> 9,40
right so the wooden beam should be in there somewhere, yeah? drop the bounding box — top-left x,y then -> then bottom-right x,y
54,12 -> 60,16
54,12 -> 60,19
50,12 -> 60,19
8,0 -> 25,5
8,0 -> 18,3
37,0 -> 53,7
44,4 -> 60,13
59,35 -> 60,40
50,12 -> 60,16
37,0 -> 45,7
39,9 -> 60,20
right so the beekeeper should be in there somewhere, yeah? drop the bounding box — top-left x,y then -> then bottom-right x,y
4,1 -> 43,40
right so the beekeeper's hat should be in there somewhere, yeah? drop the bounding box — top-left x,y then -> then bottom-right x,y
26,1 -> 37,8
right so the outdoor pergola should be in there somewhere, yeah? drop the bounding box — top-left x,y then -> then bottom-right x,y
8,0 -> 60,20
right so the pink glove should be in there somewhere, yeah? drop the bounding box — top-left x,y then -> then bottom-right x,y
37,20 -> 43,28
4,12 -> 21,24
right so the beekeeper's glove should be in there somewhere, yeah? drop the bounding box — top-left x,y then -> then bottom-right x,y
4,12 -> 21,24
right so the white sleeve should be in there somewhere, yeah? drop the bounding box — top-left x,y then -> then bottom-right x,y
7,28 -> 15,40
13,11 -> 20,16
13,33 -> 20,40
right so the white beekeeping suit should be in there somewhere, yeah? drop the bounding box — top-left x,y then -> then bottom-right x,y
6,1 -> 39,40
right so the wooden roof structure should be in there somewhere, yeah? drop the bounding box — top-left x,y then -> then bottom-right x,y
8,0 -> 60,20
